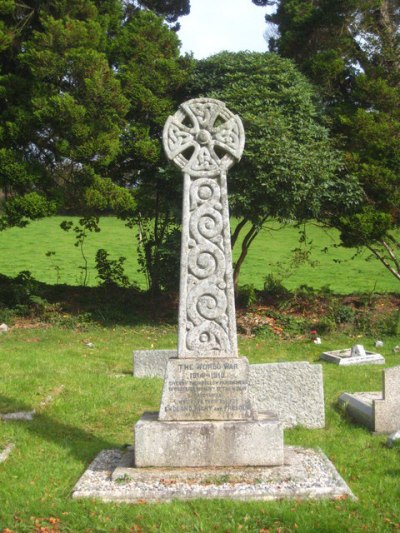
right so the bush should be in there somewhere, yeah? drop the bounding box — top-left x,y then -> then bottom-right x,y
95,249 -> 130,287
263,274 -> 290,299
329,303 -> 356,325
0,271 -> 39,307
236,284 -> 258,308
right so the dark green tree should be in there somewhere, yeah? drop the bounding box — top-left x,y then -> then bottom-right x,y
188,51 -> 358,285
132,0 -> 190,30
257,0 -> 400,282
0,0 -> 129,227
106,8 -> 191,295
0,1 -> 190,227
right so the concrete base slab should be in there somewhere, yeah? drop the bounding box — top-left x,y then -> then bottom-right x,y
321,349 -> 384,365
72,446 -> 356,503
0,410 -> 35,421
135,412 -> 283,467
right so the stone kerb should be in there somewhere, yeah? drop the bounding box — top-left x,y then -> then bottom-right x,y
321,346 -> 384,366
338,365 -> 400,434
374,365 -> 400,433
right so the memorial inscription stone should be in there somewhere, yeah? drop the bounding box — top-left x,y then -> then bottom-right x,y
159,357 -> 253,421
134,98 -> 284,467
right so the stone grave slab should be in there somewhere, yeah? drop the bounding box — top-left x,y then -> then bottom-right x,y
133,349 -> 175,378
72,446 -> 356,502
321,345 -> 384,365
249,362 -> 325,429
338,365 -> 400,433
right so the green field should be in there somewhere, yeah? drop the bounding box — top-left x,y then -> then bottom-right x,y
1,325 -> 400,531
0,216 -> 398,293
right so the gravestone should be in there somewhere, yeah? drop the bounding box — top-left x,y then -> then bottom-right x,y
321,344 -> 384,365
134,98 -> 284,467
72,99 -> 354,503
338,365 -> 400,433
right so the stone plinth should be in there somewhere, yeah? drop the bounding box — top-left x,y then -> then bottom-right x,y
159,357 -> 253,421
135,412 -> 283,467
72,447 -> 356,502
321,348 -> 384,365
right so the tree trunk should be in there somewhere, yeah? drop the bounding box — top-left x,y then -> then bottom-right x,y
233,223 -> 260,289
231,217 -> 248,248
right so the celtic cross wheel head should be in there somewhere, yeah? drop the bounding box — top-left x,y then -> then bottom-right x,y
163,98 -> 245,177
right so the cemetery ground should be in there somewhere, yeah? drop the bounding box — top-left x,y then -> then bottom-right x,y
0,217 -> 400,531
1,319 -> 400,531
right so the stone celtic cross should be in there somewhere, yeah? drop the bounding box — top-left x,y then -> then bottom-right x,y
163,98 -> 245,358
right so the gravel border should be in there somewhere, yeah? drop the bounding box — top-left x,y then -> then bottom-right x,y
72,446 -> 356,503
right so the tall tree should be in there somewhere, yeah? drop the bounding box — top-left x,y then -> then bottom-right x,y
257,0 -> 400,282
131,0 -> 190,30
188,51 -> 358,286
106,8 -> 191,295
0,1 -> 190,236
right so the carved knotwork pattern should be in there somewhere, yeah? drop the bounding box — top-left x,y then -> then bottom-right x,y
163,98 -> 244,178
163,98 -> 245,357
186,177 -> 229,353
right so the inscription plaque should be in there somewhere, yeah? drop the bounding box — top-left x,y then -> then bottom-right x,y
159,357 -> 253,421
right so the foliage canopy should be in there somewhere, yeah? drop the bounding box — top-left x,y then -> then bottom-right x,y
188,51 -> 359,283
260,0 -> 400,281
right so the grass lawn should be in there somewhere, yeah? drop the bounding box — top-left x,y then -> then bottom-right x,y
0,216 -> 398,293
1,323 -> 400,531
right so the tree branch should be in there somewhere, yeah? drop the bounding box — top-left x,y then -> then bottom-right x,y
367,243 -> 400,281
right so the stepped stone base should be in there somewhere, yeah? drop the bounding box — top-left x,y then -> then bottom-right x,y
135,412 -> 284,467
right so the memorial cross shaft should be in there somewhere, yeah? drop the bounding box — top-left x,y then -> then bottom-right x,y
163,98 -> 245,359
134,99 -> 284,465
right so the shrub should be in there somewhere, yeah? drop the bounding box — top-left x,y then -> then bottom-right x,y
95,249 -> 130,288
236,284 -> 258,308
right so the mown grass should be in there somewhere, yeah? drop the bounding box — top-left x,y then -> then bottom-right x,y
1,324 -> 400,532
0,216 -> 398,293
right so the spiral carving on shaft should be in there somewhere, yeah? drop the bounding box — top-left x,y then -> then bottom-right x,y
163,98 -> 245,357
